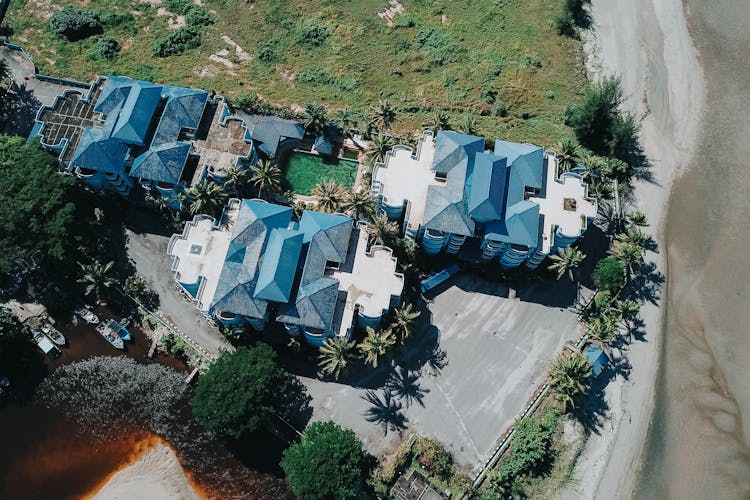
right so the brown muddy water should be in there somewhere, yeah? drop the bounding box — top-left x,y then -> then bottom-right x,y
0,308 -> 291,499
637,1 -> 750,498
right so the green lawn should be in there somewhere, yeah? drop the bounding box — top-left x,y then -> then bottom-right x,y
7,0 -> 585,147
283,152 -> 358,196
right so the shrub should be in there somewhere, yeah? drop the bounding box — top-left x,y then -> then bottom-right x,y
556,0 -> 591,37
151,26 -> 202,57
131,63 -> 158,82
295,23 -> 330,47
495,99 -> 508,117
414,27 -> 457,66
100,12 -> 135,28
413,437 -> 453,478
164,0 -> 193,15
49,7 -> 102,41
593,257 -> 625,292
87,36 -> 120,61
256,39 -> 278,63
185,6 -> 214,27
393,13 -> 419,28
297,68 -> 357,92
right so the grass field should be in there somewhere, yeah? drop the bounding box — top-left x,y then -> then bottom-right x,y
283,152 -> 358,195
6,0 -> 585,147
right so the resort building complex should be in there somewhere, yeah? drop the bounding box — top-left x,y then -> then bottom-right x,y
168,199 -> 404,346
29,76 -> 256,204
371,131 -> 597,268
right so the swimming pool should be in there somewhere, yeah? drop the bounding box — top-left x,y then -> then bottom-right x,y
282,151 -> 358,196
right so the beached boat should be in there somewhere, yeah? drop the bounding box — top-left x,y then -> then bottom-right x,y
74,307 -> 100,325
95,322 -> 124,350
32,330 -> 61,359
40,322 -> 66,346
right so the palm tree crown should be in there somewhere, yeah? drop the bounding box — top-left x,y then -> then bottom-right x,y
458,112 -> 478,136
222,165 -> 249,197
547,246 -> 586,281
318,336 -> 357,380
556,139 -> 580,172
549,351 -> 591,412
391,303 -> 421,343
359,327 -> 396,368
372,100 -> 397,132
78,260 -> 116,304
423,111 -> 451,134
584,315 -> 618,346
367,214 -> 400,247
608,241 -> 643,276
249,159 -> 282,200
312,180 -> 346,213
189,181 -> 227,216
344,189 -> 375,220
301,102 -> 328,136
626,210 -> 648,227
369,134 -> 394,164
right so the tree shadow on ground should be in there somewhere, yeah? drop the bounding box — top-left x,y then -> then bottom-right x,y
629,261 -> 664,306
122,205 -> 179,238
0,84 -> 42,137
362,389 -> 408,436
279,376 -> 313,430
385,366 -> 429,408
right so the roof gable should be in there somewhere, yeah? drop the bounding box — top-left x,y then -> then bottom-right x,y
253,229 -> 303,302
111,83 -> 163,146
130,141 -> 189,184
70,128 -> 128,174
466,152 -> 508,222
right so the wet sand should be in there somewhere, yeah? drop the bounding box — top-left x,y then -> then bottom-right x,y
637,2 -> 750,498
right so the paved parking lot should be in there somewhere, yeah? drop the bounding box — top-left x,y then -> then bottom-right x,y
300,273 -> 581,471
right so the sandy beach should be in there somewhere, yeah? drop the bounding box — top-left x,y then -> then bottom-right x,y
91,440 -> 201,500
561,0 -> 705,498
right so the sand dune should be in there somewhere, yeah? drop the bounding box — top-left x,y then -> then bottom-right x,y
91,442 -> 201,500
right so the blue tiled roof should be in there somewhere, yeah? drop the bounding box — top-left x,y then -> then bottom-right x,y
152,87 -> 209,146
254,228 -> 303,302
586,345 -> 609,378
240,113 -> 304,157
70,127 -> 128,174
432,131 -> 484,175
130,141 -> 190,184
94,76 -> 134,115
466,152 -> 507,223
494,140 -> 544,206
111,82 -> 163,146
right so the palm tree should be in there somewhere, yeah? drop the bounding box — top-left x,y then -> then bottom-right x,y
318,336 -> 357,380
222,165 -> 249,196
617,227 -> 648,250
312,180 -> 345,213
547,246 -> 586,281
146,191 -> 170,213
367,214 -> 399,247
556,139 -> 580,172
626,210 -> 648,227
358,327 -> 396,368
589,180 -> 613,200
175,191 -> 189,213
584,315 -> 618,346
614,298 -> 639,323
549,351 -> 592,412
301,102 -> 327,136
457,112 -> 478,135
189,180 -> 227,216
423,111 -> 451,134
78,260 -> 116,304
609,241 -> 643,277
369,134 -> 393,164
372,100 -> 397,132
391,303 -> 421,343
249,159 -> 282,200
336,107 -> 359,139
344,190 -> 375,220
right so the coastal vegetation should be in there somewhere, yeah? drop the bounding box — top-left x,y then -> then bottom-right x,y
280,420 -> 366,500
7,0 -> 584,145
191,344 -> 292,438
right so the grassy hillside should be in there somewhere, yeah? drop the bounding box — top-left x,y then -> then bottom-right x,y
7,0 -> 585,146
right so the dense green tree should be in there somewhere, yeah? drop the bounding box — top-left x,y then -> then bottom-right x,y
0,307 -> 39,383
191,344 -> 291,438
249,159 -> 282,200
593,257 -> 625,291
151,26 -> 202,57
318,337 -> 356,380
88,36 -> 120,61
0,136 -> 93,277
49,7 -> 102,41
358,327 -> 396,368
549,351 -> 591,412
123,274 -> 158,309
312,180 -> 345,213
281,421 -> 366,500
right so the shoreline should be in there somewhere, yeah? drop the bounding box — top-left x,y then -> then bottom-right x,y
563,0 -> 705,498
89,437 -> 203,500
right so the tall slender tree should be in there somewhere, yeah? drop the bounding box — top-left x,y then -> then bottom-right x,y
549,351 -> 592,412
301,102 -> 328,136
367,214 -> 399,247
312,180 -> 345,213
343,190 -> 375,220
372,100 -> 397,132
547,246 -> 586,281
369,134 -> 393,164
318,337 -> 357,380
77,260 -> 116,304
249,159 -> 282,200
358,327 -> 396,368
391,303 -> 421,343
457,112 -> 478,136
555,139 -> 580,172
189,180 -> 227,216
423,111 -> 451,134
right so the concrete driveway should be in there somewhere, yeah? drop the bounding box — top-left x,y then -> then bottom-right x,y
126,229 -> 231,357
300,273 -> 581,471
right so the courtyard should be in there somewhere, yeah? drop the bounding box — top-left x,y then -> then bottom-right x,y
299,273 -> 581,471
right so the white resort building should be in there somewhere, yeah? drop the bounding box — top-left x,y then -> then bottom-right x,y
370,131 -> 597,268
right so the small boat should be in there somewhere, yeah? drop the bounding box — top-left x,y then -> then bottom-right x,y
95,322 -> 125,350
105,319 -> 131,341
32,330 -> 62,359
41,322 -> 66,346
74,307 -> 100,325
